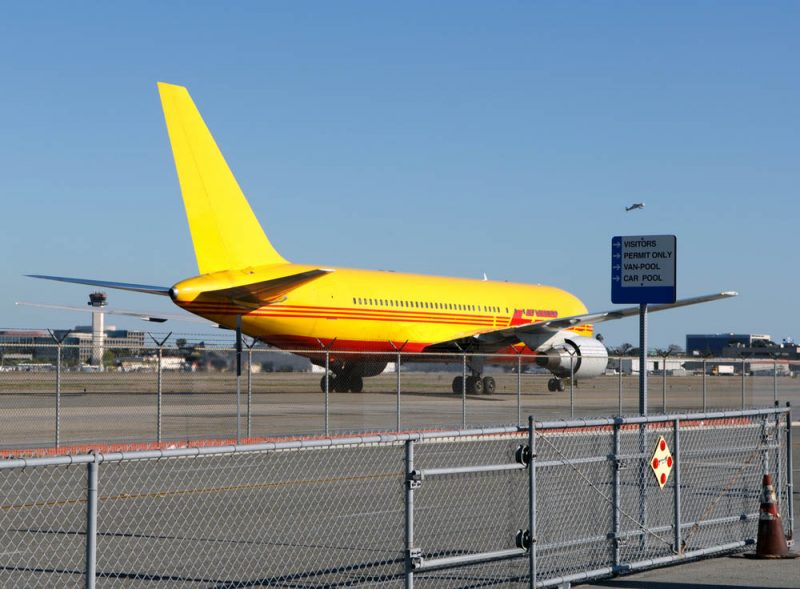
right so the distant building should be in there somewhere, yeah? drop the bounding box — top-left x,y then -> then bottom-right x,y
0,326 -> 145,366
616,357 -> 686,375
686,333 -> 800,360
53,325 -> 145,364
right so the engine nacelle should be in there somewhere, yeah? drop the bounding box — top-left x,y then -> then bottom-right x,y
535,336 -> 608,379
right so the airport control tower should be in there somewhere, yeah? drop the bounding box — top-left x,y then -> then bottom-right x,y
88,291 -> 107,370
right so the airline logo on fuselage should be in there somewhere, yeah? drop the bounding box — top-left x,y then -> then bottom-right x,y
509,308 -> 558,326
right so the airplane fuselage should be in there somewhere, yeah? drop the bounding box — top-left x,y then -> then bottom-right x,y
170,264 -> 591,353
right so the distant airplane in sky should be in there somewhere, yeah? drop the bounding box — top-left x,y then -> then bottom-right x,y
625,202 -> 645,211
28,84 -> 735,394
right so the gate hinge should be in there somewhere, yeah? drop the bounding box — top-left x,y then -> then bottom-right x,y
516,529 -> 534,550
608,532 -> 627,546
407,470 -> 423,489
407,548 -> 423,569
516,445 -> 535,466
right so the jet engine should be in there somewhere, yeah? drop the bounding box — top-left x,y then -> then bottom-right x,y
535,336 -> 608,379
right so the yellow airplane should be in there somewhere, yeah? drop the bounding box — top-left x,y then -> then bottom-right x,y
30,83 -> 736,394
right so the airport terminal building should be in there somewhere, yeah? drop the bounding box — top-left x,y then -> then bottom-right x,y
0,327 -> 145,367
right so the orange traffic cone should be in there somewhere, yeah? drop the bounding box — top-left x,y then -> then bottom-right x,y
745,474 -> 797,559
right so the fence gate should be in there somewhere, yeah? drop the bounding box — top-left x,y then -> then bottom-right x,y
403,425 -> 534,588
532,407 -> 792,587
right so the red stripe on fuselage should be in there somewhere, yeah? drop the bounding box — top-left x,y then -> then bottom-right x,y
177,302 -> 496,326
179,301 -> 496,322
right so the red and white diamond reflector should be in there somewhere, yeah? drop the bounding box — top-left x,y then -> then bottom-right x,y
650,435 -> 673,489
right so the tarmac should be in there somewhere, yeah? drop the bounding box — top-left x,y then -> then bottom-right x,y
583,424 -> 800,588
584,553 -> 800,588
0,370 -> 798,587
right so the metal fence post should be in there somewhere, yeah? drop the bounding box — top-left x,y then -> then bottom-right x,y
673,418 -> 682,555
235,315 -> 242,444
702,359 -> 707,411
638,422 -> 648,551
517,354 -> 522,428
405,439 -> 415,589
786,402 -> 794,541
157,346 -> 163,442
462,353 -> 467,429
741,358 -> 746,409
618,359 -> 622,416
569,353 -> 575,418
528,415 -> 537,589
247,345 -> 253,439
56,343 -> 62,448
662,357 -> 668,413
85,458 -> 98,589
324,350 -> 330,436
148,333 -> 171,444
396,352 -> 402,432
773,359 -> 778,405
612,420 -> 621,568
389,341 -> 407,433
773,402 -> 782,527
48,329 -> 70,449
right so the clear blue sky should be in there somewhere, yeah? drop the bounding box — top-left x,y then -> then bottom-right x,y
1,1 -> 797,348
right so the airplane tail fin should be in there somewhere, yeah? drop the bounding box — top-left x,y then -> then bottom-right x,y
157,82 -> 287,275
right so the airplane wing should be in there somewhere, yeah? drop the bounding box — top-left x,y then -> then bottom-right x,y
201,268 -> 334,307
27,275 -> 171,296
426,291 -> 737,351
15,302 -> 211,324
496,291 -> 738,336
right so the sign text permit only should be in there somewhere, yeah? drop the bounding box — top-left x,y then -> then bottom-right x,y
611,235 -> 676,304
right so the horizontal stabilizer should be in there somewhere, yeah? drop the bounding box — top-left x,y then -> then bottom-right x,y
27,275 -> 171,296
16,301 -> 210,324
205,269 -> 334,307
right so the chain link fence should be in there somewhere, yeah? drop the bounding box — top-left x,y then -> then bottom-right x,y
0,407 -> 791,588
1,336 -> 799,450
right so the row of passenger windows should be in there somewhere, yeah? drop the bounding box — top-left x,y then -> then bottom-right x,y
352,297 -> 507,314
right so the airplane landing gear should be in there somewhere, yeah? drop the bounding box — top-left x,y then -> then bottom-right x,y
451,374 -> 496,394
547,377 -> 565,392
320,373 -> 364,393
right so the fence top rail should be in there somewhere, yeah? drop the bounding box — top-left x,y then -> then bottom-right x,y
534,406 -> 789,430
0,424 -> 525,469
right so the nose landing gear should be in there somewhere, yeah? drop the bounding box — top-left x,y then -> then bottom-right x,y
547,377 -> 565,392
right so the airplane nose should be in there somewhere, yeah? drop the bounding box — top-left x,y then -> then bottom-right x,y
169,287 -> 178,301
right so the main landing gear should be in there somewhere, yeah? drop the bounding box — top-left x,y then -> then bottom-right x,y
547,377 -> 565,392
452,374 -> 496,395
320,373 -> 364,393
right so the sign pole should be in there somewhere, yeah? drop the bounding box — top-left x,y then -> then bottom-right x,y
639,303 -> 647,416
612,235 -> 677,553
